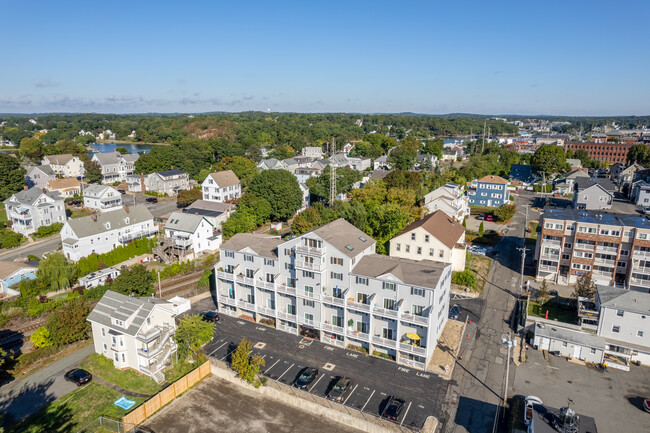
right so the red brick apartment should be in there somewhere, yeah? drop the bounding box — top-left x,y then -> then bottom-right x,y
566,142 -> 634,164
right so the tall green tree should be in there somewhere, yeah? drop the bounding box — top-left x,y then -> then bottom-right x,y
80,156 -> 102,184
175,314 -> 215,361
230,337 -> 265,387
37,253 -> 77,291
531,145 -> 568,178
46,299 -> 90,345
627,144 -> 649,165
422,138 -> 444,158
0,154 -> 27,200
572,273 -> 596,299
388,146 -> 417,170
248,170 -> 302,221
177,188 -> 203,207
111,264 -> 154,296
115,146 -> 131,154
19,137 -> 44,160
214,156 -> 258,187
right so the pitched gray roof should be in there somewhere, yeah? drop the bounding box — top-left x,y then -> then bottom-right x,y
165,211 -> 211,233
92,152 -> 121,165
87,290 -> 173,337
157,169 -> 187,178
66,205 -> 154,238
185,200 -> 234,213
351,254 -> 448,290
208,170 -> 240,187
597,285 -> 650,314
44,154 -> 74,165
83,184 -> 116,198
221,233 -> 282,258
308,218 -> 375,258
4,187 -> 62,205
26,165 -> 55,176
121,153 -> 139,163
534,322 -> 605,349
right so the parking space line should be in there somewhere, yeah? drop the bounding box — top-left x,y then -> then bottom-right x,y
219,349 -> 236,361
309,373 -> 325,393
343,384 -> 358,404
361,390 -> 375,411
208,341 -> 228,357
400,402 -> 412,426
277,363 -> 294,380
265,359 -> 281,373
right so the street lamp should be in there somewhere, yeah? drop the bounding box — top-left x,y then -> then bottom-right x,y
501,333 -> 517,406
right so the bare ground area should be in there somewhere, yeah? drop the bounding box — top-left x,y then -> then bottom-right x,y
143,375 -> 364,433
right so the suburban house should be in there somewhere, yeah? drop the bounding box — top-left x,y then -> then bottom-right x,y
3,188 -> 66,236
46,178 -> 81,198
214,218 -> 452,371
389,211 -> 466,271
534,208 -> 650,291
573,178 -> 614,210
302,146 -> 323,158
257,158 -> 287,171
345,156 -> 372,171
631,180 -> 650,206
423,183 -> 469,222
553,169 -> 590,195
60,205 -> 157,261
87,290 -> 178,384
616,163 -> 644,189
182,200 -> 234,230
299,183 -> 310,212
158,211 -> 220,259
79,267 -> 121,288
532,323 -> 605,365
294,167 -> 322,184
41,154 -> 85,178
144,169 -> 190,196
83,184 -> 123,212
0,261 -> 37,297
416,154 -> 438,170
91,151 -> 139,183
373,155 -> 390,170
201,170 -> 241,203
25,165 -> 56,189
509,164 -> 534,184
566,158 -> 583,169
467,175 -> 510,207
442,148 -> 462,162
282,158 -> 300,173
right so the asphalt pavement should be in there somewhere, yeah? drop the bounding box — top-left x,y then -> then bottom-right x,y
0,236 -> 61,262
188,297 -> 446,430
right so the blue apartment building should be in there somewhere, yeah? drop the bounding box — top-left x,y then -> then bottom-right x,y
468,175 -> 510,207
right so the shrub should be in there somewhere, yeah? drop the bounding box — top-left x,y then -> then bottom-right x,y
478,221 -> 484,237
494,204 -> 516,222
46,299 -> 90,345
0,229 -> 25,249
30,326 -> 53,348
32,222 -> 64,239
452,270 -> 477,289
15,345 -> 58,370
27,255 -> 40,262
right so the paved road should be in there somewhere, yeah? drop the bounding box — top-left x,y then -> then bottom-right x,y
188,298 -> 446,430
0,344 -> 94,425
0,236 -> 61,262
440,195 -> 529,433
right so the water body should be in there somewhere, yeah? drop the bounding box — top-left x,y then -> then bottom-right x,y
88,142 -> 153,156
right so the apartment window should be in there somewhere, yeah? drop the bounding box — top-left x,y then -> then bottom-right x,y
384,298 -> 396,310
417,247 -> 422,255
114,353 -> 119,362
383,328 -> 394,340
302,271 -> 314,278
612,325 -> 620,333
617,310 -> 624,317
356,276 -> 368,286
621,250 -> 629,256
618,261 -> 626,268
412,305 -> 424,315
285,248 -> 295,257
429,248 -> 434,256
411,233 -> 416,241
112,336 -> 117,345
244,254 -> 254,262
405,245 -> 410,253
383,282 -> 396,291
356,321 -> 369,333
102,328 -> 106,337
303,300 -> 315,308
425,235 -> 430,242
564,243 -> 572,249
439,250 -> 444,258
264,259 -> 275,266
590,348 -> 596,354
305,313 -> 314,321
304,286 -> 314,295
638,330 -> 644,338
245,269 -> 254,278
411,287 -> 425,297
266,273 -> 274,283
330,257 -> 343,265
122,353 -> 126,362
285,263 -> 294,270
330,272 -> 343,280
103,343 -> 107,351
638,233 -> 648,240
562,254 -> 570,260
396,243 -> 401,251
225,250 -> 234,258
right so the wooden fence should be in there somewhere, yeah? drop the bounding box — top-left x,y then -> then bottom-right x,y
122,361 -> 210,426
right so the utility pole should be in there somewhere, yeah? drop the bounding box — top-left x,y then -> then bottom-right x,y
503,331 -> 512,406
482,121 -> 486,154
329,138 -> 337,208
516,204 -> 529,297
157,271 -> 162,298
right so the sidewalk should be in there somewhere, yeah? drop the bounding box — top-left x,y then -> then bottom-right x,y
0,235 -> 56,259
427,319 -> 466,379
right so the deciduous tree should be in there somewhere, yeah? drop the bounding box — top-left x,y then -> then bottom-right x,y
175,314 -> 215,360
249,169 -> 302,221
176,188 -> 203,207
111,264 -> 154,297
37,253 -> 78,291
46,299 -> 90,345
0,154 -> 27,200
572,273 -> 596,299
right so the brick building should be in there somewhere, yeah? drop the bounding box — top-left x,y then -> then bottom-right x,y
566,142 -> 635,165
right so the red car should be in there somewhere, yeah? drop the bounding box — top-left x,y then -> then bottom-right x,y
485,215 -> 494,222
644,398 -> 650,413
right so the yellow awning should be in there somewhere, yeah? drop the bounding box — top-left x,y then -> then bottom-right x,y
406,333 -> 421,340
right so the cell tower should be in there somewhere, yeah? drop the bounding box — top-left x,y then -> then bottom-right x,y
329,137 -> 336,207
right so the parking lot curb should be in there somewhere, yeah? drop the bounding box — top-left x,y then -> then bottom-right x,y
209,359 -> 426,433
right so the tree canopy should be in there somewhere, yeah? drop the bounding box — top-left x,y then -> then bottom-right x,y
37,253 -> 78,291
248,169 -> 302,221
531,145 -> 568,177
111,264 -> 154,296
0,154 -> 26,200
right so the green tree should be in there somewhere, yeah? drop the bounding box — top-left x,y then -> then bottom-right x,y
230,337 -> 265,387
349,140 -> 383,159
574,149 -> 591,167
388,146 -> 417,170
0,154 -> 27,200
175,314 -> 215,361
111,264 -> 154,296
627,144 -> 649,165
30,326 -> 54,348
177,188 -> 203,207
222,209 -> 259,237
269,145 -> 295,160
37,253 -> 77,291
238,193 -> 272,225
537,279 -> 549,303
80,156 -> 102,184
572,273 -> 596,299
422,138 -> 444,158
19,137 -> 44,160
214,156 -> 258,187
531,145 -> 568,180
452,270 -> 477,289
0,230 -> 25,248
248,169 -> 302,221
46,299 -> 90,345
115,146 -> 131,154
493,204 -> 516,222
478,221 -> 484,237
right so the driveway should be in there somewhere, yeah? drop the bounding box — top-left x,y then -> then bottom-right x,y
188,298 -> 446,430
0,344 -> 94,425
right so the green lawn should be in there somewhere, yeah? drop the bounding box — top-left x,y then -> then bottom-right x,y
467,229 -> 501,246
466,253 -> 492,292
164,359 -> 200,383
80,353 -> 161,395
528,300 -> 578,324
526,221 -> 539,246
67,207 -> 94,219
9,382 -> 145,433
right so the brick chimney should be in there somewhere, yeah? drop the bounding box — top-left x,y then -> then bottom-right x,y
24,185 -> 28,191
42,188 -> 46,193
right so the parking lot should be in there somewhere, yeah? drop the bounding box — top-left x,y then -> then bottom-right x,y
190,297 -> 449,430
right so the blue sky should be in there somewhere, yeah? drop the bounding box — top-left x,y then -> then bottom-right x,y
0,0 -> 648,115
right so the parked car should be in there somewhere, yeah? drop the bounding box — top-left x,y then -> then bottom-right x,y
382,396 -> 405,421
294,367 -> 318,390
643,207 -> 650,216
643,398 -> 650,413
201,311 -> 220,323
64,368 -> 92,386
146,197 -> 158,203
67,200 -> 82,206
117,189 -> 126,194
327,376 -> 353,402
476,214 -> 484,220
449,304 -> 461,320
468,245 -> 486,256
485,215 -> 494,222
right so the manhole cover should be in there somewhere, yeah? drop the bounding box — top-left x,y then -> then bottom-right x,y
254,342 -> 266,349
299,345 -> 305,349
323,363 -> 335,371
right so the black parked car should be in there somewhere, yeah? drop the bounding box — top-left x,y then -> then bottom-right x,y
201,311 -> 220,323
294,367 -> 318,390
382,396 -> 405,421
64,368 -> 92,386
327,376 -> 353,402
146,197 -> 158,203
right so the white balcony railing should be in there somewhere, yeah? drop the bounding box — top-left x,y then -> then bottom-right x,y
276,310 -> 296,321
321,322 -> 345,335
257,306 -> 276,316
295,260 -> 323,272
539,265 -> 558,272
398,342 -> 427,356
372,305 -> 399,318
346,329 -> 370,342
630,277 -> 650,287
298,316 -> 316,327
596,245 -> 619,254
297,290 -> 322,301
347,300 -> 371,312
277,323 -> 298,334
276,284 -> 297,296
257,280 -> 276,290
237,299 -> 256,311
322,295 -> 345,306
542,238 -> 562,246
217,271 -> 234,281
296,245 -> 325,256
594,258 -> 615,266
372,335 -> 397,349
574,243 -> 595,251
633,249 -> 650,259
400,312 -> 429,326
218,294 -> 236,306
118,229 -> 158,243
173,237 -> 192,248
633,266 -> 650,275
322,335 -> 345,348
235,274 -> 255,286
398,358 -> 425,370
